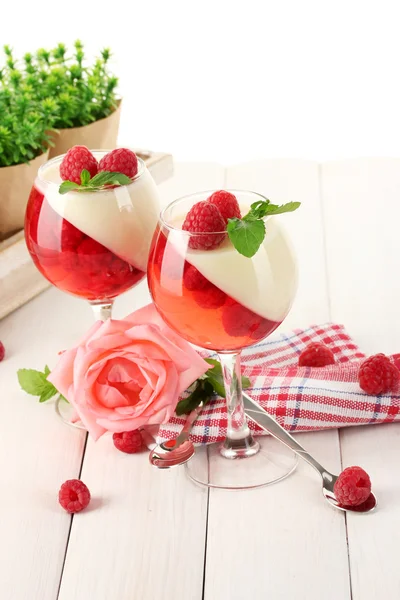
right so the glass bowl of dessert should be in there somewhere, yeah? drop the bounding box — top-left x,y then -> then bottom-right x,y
148,190 -> 300,489
25,146 -> 160,321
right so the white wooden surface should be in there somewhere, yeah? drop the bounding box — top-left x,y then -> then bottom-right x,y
1,158 -> 399,600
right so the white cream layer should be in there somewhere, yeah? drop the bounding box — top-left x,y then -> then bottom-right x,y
167,216 -> 297,322
38,162 -> 160,272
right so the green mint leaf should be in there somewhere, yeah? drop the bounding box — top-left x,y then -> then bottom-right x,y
59,181 -> 81,195
242,375 -> 251,389
244,199 -> 271,220
18,367 -> 59,402
107,172 -> 132,186
88,170 -> 115,187
227,218 -> 266,258
204,358 -> 226,397
204,358 -> 251,396
80,169 -> 90,185
176,380 -> 214,416
59,394 -> 69,403
261,201 -> 301,216
39,387 -> 58,403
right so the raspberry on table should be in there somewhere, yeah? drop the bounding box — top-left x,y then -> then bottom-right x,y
182,201 -> 226,250
358,353 -> 399,395
298,342 -> 335,367
59,479 -> 91,513
113,430 -> 143,454
183,265 -> 211,291
0,341 -> 5,362
333,466 -> 372,507
207,190 -> 241,224
99,148 -> 138,179
60,146 -> 98,184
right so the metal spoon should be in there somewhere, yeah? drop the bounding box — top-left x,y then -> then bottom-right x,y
242,393 -> 377,513
149,404 -> 203,469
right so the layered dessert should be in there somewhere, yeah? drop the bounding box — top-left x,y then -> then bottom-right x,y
148,190 -> 298,351
25,147 -> 160,301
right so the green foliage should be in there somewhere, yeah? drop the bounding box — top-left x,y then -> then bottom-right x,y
0,41 -> 119,167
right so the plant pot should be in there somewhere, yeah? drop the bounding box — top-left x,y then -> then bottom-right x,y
48,100 -> 122,158
0,150 -> 50,241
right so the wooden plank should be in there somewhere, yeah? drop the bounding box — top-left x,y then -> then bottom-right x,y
204,431 -> 350,600
321,158 -> 400,355
58,163 -> 225,599
202,160 -> 350,600
321,158 -> 400,600
0,288 -> 87,600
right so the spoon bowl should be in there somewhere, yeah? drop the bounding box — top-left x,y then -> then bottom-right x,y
149,439 -> 195,469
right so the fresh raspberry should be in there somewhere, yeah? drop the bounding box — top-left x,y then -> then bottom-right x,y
99,148 -> 138,179
58,479 -> 91,513
113,430 -> 143,454
60,146 -> 98,184
207,190 -> 241,224
298,342 -> 335,367
0,341 -> 5,362
333,466 -> 372,507
193,285 -> 227,309
182,201 -> 226,250
77,237 -> 110,268
60,220 -> 85,251
222,303 -> 264,337
183,265 -> 210,291
358,353 -> 399,395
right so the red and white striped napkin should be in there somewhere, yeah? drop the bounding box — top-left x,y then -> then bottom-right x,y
156,323 -> 400,445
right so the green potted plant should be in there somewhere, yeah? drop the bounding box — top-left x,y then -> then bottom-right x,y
0,46 -> 55,239
32,41 -> 120,157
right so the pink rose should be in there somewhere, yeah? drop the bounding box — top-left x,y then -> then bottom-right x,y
48,304 -> 209,440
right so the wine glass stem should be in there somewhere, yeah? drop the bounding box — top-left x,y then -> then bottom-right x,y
90,300 -> 114,322
217,351 -> 259,459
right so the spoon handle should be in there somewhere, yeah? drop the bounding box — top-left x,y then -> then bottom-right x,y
242,393 -> 327,477
175,403 -> 204,445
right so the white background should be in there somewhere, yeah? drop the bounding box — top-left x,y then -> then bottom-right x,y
2,0 -> 400,163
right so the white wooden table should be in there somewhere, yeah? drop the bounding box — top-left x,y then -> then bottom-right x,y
1,158 -> 400,600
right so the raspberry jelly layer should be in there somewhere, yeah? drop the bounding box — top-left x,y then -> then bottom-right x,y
148,231 -> 281,351
25,186 -> 145,301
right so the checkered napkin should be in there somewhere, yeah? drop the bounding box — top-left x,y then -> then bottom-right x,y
156,323 -> 400,445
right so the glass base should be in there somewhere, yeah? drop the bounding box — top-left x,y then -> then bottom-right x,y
55,396 -> 86,431
185,435 -> 298,490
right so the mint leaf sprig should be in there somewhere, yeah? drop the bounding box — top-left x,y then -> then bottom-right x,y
176,358 -> 251,416
17,366 -> 67,403
227,198 -> 301,258
59,169 -> 132,195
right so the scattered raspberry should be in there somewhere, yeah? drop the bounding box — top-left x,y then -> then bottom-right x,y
358,353 -> 399,395
222,303 -> 264,337
182,201 -> 226,250
334,466 -> 372,507
207,190 -> 241,224
298,342 -> 335,367
60,146 -> 98,184
0,341 -> 5,362
99,148 -> 138,179
58,479 -> 91,513
193,285 -> 227,309
113,430 -> 143,454
183,265 -> 210,291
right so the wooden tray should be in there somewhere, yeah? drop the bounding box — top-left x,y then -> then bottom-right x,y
0,150 -> 173,320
